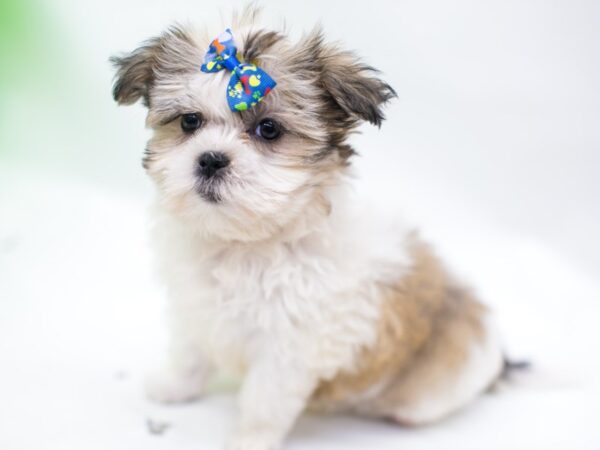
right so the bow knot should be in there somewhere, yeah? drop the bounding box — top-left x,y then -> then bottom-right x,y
201,29 -> 276,112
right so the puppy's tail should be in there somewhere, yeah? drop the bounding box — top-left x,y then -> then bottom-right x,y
487,356 -> 531,393
501,356 -> 531,379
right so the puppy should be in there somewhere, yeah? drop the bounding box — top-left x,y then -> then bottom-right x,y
111,9 -> 504,450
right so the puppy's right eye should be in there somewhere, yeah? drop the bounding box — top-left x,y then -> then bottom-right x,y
255,118 -> 282,141
181,113 -> 203,132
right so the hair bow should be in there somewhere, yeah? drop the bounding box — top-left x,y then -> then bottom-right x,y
201,29 -> 276,112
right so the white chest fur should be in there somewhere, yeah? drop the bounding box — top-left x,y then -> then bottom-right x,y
151,199 -> 412,380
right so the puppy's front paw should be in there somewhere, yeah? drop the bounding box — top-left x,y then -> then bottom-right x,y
145,366 -> 206,404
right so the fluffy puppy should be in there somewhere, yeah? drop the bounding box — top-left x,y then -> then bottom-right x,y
111,9 -> 504,450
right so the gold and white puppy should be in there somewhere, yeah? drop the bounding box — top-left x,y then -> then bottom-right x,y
112,9 -> 505,450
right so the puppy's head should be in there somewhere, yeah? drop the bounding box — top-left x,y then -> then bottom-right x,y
111,15 -> 395,242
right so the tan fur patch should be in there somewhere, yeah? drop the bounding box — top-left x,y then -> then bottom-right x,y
310,234 -> 487,415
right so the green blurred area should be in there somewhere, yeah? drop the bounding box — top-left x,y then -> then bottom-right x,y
0,0 -> 45,89
0,0 -> 146,188
1,0 -> 41,155
0,0 -> 97,169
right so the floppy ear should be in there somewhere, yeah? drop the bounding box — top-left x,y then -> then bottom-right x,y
318,40 -> 396,127
110,26 -> 199,107
110,38 -> 162,107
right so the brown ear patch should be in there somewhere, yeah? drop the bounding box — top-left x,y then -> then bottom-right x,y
110,26 -> 199,107
242,30 -> 284,64
319,49 -> 397,127
286,28 -> 396,128
110,39 -> 160,106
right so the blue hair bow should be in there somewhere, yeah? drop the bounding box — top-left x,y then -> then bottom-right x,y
201,29 -> 276,112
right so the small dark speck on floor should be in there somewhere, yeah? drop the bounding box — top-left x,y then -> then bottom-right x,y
146,418 -> 171,436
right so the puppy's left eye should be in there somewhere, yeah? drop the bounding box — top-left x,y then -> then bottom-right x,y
255,118 -> 281,141
181,113 -> 203,132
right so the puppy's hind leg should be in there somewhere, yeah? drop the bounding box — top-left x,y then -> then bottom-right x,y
386,313 -> 504,426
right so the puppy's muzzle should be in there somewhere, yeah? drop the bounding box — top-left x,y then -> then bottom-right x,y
197,151 -> 230,178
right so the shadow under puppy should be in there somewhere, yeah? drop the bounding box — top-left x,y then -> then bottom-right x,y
111,9 -> 505,450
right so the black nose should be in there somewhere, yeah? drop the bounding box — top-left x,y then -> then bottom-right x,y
197,151 -> 230,178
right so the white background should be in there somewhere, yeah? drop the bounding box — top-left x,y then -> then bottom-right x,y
1,1 -> 599,449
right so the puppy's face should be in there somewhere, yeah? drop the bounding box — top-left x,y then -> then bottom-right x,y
112,24 -> 394,241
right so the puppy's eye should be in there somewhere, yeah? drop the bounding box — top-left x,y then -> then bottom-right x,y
255,118 -> 281,141
181,113 -> 203,132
